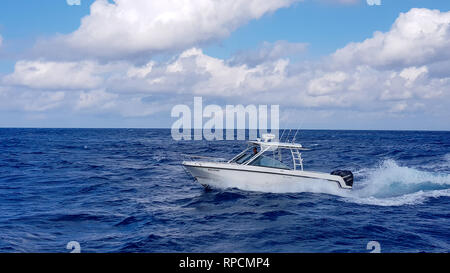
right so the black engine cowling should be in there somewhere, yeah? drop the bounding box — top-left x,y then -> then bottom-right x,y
331,170 -> 354,187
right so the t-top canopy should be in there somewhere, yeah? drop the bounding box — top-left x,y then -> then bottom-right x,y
247,140 -> 310,151
247,133 -> 310,152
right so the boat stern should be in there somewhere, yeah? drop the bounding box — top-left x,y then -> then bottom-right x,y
330,170 -> 354,189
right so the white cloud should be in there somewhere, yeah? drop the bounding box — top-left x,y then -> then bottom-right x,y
76,89 -> 117,110
109,48 -> 292,97
332,8 -> 450,68
3,40 -> 449,116
3,60 -> 111,90
2,8 -> 450,129
67,0 -> 81,6
117,97 -> 169,117
0,34 -> 3,48
230,41 -> 308,65
366,0 -> 381,6
104,45 -> 449,113
0,90 -> 66,112
127,61 -> 155,79
308,71 -> 348,95
75,89 -> 170,117
399,66 -> 428,86
39,0 -> 299,60
0,86 -> 65,115
23,91 -> 66,112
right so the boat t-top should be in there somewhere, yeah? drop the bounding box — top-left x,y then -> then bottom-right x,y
182,134 -> 354,193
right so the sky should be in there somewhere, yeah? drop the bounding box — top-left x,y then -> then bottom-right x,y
0,0 -> 449,130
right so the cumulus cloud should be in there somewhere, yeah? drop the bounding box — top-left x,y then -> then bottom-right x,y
1,8 -> 450,129
11,42 -> 448,111
35,0 -> 300,60
3,60 -> 107,90
308,71 -> 348,96
230,41 -> 308,66
119,46 -> 448,112
76,89 -> 117,110
162,48 -> 290,96
332,8 -> 450,68
0,88 -> 66,112
23,91 -> 66,112
75,89 -> 170,117
97,48 -> 293,98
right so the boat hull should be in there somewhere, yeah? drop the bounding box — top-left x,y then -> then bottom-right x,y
182,161 -> 352,194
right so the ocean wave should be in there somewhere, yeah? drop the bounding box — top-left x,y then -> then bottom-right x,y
344,189 -> 450,206
417,153 -> 450,172
343,159 -> 450,206
1,129 -> 449,252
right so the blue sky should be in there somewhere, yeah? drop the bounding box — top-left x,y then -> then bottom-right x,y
0,0 -> 449,129
205,0 -> 450,58
2,1 -> 448,61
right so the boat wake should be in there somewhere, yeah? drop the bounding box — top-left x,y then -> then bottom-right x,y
343,159 -> 450,206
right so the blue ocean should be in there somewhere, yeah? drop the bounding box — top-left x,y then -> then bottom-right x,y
0,129 -> 449,253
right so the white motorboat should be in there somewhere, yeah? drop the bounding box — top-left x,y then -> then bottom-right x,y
182,134 -> 353,193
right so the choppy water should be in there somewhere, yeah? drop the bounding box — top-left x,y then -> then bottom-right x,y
0,129 -> 449,252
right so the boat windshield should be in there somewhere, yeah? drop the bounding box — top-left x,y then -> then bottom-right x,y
249,155 -> 290,170
232,152 -> 254,164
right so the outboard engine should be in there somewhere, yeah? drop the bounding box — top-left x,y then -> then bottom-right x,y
331,170 -> 354,187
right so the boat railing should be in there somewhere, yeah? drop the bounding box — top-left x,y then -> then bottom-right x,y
182,154 -> 228,162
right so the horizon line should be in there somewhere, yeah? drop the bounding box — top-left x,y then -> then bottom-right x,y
0,127 -> 449,132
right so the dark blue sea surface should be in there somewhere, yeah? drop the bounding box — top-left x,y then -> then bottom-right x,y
0,129 -> 449,253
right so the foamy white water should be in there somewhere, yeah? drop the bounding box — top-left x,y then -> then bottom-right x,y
342,159 -> 450,206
